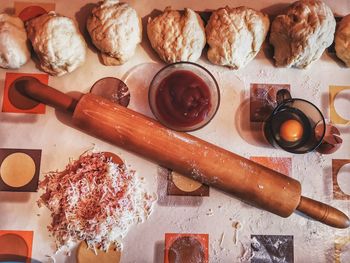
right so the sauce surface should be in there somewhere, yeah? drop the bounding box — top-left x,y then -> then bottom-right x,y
155,70 -> 211,127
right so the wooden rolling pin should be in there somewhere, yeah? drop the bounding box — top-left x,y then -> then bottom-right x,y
14,77 -> 349,229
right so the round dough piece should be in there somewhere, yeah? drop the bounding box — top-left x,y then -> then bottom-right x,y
147,7 -> 206,63
0,13 -> 30,69
26,12 -> 86,76
206,6 -> 270,69
270,0 -> 336,69
335,15 -> 350,67
87,0 -> 142,66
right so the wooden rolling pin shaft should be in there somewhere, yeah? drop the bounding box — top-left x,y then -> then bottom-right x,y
15,77 -> 349,229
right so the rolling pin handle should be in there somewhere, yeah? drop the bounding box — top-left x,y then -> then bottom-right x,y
297,196 -> 350,229
13,76 -> 77,113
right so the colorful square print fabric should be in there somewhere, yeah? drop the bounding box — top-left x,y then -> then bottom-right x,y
0,0 -> 350,262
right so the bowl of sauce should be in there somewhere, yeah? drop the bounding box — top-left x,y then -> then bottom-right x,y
149,62 -> 220,131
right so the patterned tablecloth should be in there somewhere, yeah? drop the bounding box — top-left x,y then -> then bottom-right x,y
0,0 -> 350,262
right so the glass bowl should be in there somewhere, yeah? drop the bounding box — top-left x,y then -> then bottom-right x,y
148,62 -> 220,132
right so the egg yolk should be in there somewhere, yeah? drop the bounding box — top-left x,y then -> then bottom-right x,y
279,119 -> 304,142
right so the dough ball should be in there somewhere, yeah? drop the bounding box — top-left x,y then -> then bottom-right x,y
206,6 -> 270,69
147,7 -> 206,63
335,15 -> 350,67
26,12 -> 86,76
270,0 -> 336,68
87,0 -> 141,66
0,13 -> 30,69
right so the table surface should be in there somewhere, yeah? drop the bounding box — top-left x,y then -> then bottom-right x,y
0,0 -> 350,262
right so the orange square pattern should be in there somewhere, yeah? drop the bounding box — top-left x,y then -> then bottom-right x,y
164,233 -> 209,263
2,72 -> 48,114
0,230 -> 33,263
250,156 -> 292,176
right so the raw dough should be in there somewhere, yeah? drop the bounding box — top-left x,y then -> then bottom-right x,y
26,12 -> 86,76
147,7 -> 206,63
270,0 -> 336,68
206,6 -> 270,69
0,14 -> 30,69
87,0 -> 142,66
335,15 -> 350,67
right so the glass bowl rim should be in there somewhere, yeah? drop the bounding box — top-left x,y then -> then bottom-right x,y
148,61 -> 221,132
267,98 -> 326,154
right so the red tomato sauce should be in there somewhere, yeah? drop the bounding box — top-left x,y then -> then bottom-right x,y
155,70 -> 211,127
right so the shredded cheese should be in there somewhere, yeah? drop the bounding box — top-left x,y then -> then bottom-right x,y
38,152 -> 155,252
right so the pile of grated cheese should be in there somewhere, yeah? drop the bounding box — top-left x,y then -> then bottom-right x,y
38,152 -> 155,252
